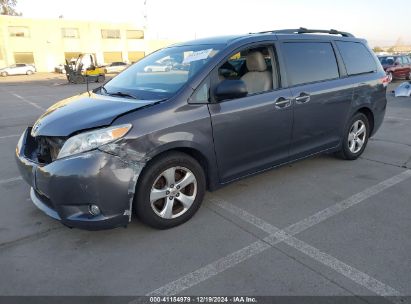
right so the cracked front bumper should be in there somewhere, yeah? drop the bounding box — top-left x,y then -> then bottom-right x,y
15,128 -> 143,230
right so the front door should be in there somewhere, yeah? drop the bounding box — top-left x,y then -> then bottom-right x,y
208,44 -> 293,182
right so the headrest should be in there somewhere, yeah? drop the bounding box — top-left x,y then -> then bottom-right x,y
246,51 -> 267,72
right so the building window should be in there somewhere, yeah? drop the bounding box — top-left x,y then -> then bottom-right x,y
61,28 -> 79,38
14,52 -> 34,64
103,52 -> 123,64
128,51 -> 145,63
9,26 -> 30,38
101,29 -> 120,39
64,52 -> 82,62
126,30 -> 144,39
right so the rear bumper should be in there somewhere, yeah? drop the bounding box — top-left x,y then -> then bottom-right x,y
15,128 -> 142,230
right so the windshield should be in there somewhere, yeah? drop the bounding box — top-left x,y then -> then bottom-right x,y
102,44 -> 221,100
378,56 -> 395,65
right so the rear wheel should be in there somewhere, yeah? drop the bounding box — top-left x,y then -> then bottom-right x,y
336,113 -> 369,160
1,71 -> 7,77
134,152 -> 206,229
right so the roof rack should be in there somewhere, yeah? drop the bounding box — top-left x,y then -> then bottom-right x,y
255,27 -> 355,38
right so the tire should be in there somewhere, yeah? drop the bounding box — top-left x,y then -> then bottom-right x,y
406,71 -> 411,80
387,72 -> 393,82
26,70 -> 33,75
336,113 -> 370,160
74,75 -> 85,84
1,71 -> 7,77
96,75 -> 105,83
134,151 -> 206,229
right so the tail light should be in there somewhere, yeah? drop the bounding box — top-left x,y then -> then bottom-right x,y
381,75 -> 389,87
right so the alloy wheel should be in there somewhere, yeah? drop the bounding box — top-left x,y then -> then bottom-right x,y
150,166 -> 197,219
348,120 -> 366,154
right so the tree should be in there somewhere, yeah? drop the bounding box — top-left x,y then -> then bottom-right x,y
0,0 -> 21,16
373,46 -> 383,52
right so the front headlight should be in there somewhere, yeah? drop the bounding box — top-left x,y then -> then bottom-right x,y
57,124 -> 132,159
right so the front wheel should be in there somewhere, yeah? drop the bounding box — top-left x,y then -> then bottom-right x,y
96,75 -> 105,83
336,113 -> 369,160
26,70 -> 33,75
1,71 -> 7,77
134,152 -> 206,229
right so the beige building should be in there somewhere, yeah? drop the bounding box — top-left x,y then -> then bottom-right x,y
0,15 -> 176,72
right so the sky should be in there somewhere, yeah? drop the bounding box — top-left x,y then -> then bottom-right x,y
16,0 -> 411,47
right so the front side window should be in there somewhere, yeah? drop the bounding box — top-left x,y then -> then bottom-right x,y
217,45 -> 277,95
336,41 -> 377,76
101,29 -> 121,39
103,44 -> 221,100
9,26 -> 30,37
282,42 -> 339,86
190,79 -> 209,104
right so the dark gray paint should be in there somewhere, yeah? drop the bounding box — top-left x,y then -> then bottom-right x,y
15,32 -> 387,229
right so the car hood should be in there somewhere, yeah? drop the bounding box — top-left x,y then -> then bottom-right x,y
31,92 -> 162,137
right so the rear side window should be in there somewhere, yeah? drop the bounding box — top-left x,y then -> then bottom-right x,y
336,41 -> 377,76
282,42 -> 339,86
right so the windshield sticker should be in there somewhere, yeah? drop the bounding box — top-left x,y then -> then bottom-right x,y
182,49 -> 213,64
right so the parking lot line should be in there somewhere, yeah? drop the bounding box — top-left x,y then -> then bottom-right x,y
0,134 -> 19,140
146,170 -> 411,298
214,199 -> 402,299
385,116 -> 411,121
11,93 -> 45,111
0,177 -> 22,185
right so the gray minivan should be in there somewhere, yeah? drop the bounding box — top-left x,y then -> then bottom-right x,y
16,28 -> 388,230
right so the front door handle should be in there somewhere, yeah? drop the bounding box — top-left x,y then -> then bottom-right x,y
274,97 -> 291,109
295,93 -> 311,104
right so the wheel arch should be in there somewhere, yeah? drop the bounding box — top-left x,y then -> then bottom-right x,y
141,142 -> 219,191
356,107 -> 375,136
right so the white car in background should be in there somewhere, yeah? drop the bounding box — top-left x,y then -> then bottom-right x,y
143,63 -> 172,72
0,63 -> 36,76
104,62 -> 128,74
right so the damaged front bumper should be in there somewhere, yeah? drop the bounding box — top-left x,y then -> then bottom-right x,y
15,128 -> 145,230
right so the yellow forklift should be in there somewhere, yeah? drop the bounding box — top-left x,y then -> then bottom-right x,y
65,53 -> 106,84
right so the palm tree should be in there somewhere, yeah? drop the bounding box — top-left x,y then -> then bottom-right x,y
0,0 -> 21,16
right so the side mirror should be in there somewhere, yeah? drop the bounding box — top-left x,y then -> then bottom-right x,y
214,80 -> 248,101
394,61 -> 400,66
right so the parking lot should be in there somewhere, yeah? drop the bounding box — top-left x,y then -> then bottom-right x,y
0,73 -> 410,302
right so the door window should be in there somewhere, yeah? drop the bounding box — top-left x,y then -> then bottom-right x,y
216,45 -> 278,95
282,42 -> 339,86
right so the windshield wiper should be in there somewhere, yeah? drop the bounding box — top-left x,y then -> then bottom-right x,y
101,86 -> 139,99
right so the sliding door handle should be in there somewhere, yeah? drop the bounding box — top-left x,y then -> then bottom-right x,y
295,93 -> 311,104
